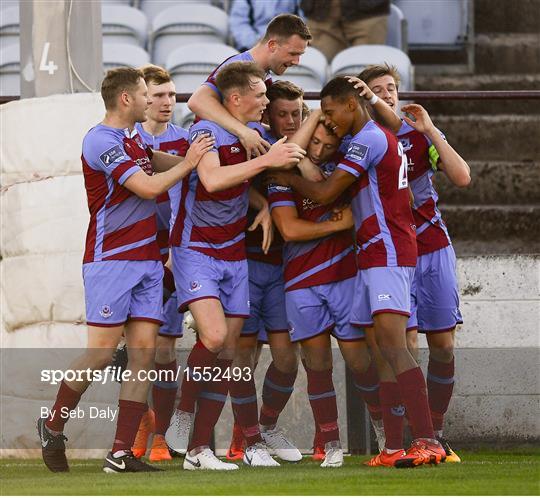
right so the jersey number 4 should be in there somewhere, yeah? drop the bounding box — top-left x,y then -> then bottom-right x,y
397,142 -> 408,190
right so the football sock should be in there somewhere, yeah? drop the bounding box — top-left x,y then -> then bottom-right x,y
352,360 -> 382,421
305,366 -> 339,445
46,381 -> 82,433
188,358 -> 231,451
427,356 -> 455,433
396,366 -> 435,440
259,362 -> 297,428
379,381 -> 405,450
230,374 -> 262,447
112,400 -> 148,453
152,360 -> 178,435
178,340 -> 218,413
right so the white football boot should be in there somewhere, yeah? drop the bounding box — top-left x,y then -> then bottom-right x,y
165,410 -> 192,455
261,428 -> 302,462
243,443 -> 280,467
320,441 -> 343,468
183,448 -> 239,471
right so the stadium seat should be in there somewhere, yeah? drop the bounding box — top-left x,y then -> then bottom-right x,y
101,4 -> 148,47
0,6 -> 19,52
386,3 -> 407,52
331,45 -> 414,90
165,42 -> 238,94
394,0 -> 468,49
102,42 -> 150,70
151,4 -> 229,67
140,0 -> 215,21
272,46 -> 328,92
0,43 -> 20,96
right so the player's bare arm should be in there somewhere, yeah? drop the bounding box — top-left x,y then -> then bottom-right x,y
124,135 -> 214,199
268,167 -> 355,206
198,137 -> 304,193
402,103 -> 471,188
188,84 -> 271,159
272,204 -> 353,242
248,186 -> 274,254
346,76 -> 402,133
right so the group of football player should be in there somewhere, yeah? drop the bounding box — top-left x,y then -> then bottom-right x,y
37,13 -> 470,474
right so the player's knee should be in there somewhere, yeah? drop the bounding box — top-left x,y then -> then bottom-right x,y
273,352 -> 299,373
86,349 -> 116,371
429,344 -> 454,363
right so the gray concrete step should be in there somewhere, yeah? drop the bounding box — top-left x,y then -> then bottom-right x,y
475,33 -> 540,74
440,204 -> 540,241
475,0 -> 540,34
433,114 -> 540,162
414,74 -> 540,115
452,238 -> 540,256
435,161 -> 540,205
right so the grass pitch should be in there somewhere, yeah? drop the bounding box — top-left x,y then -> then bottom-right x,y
1,449 -> 539,495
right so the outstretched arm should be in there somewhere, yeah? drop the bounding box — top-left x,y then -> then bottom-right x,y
402,103 -> 471,187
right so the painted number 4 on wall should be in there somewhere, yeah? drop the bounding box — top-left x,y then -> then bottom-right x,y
39,42 -> 58,75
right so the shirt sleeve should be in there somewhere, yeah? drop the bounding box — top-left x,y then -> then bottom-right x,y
267,184 -> 296,210
189,122 -> 220,154
83,132 -> 141,186
337,129 -> 388,178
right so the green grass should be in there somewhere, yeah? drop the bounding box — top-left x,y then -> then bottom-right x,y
1,450 -> 539,495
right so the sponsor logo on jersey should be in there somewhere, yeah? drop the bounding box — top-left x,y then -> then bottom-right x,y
269,184 -> 291,192
377,294 -> 391,301
100,145 -> 125,167
99,305 -> 114,318
188,281 -> 202,293
230,146 -> 241,154
302,198 -> 320,211
347,143 -> 369,161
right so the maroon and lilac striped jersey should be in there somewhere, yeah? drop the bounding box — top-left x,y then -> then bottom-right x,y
82,124 -> 160,263
170,120 -> 264,261
135,122 -> 189,264
204,50 -> 272,98
268,153 -> 356,292
245,129 -> 283,266
338,121 -> 417,270
397,121 -> 451,256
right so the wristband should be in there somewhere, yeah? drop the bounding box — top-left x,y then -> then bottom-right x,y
369,94 -> 379,105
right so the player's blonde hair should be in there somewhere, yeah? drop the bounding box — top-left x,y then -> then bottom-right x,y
101,67 -> 144,110
140,64 -> 172,86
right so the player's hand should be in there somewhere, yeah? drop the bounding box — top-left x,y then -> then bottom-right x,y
266,136 -> 306,169
265,170 -> 294,188
298,160 -> 325,182
239,127 -> 271,160
401,104 -> 435,134
248,205 -> 274,254
185,134 -> 215,169
331,205 -> 354,230
346,76 -> 375,102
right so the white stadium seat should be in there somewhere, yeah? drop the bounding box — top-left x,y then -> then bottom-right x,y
394,0 -> 468,48
272,46 -> 328,92
140,0 -> 214,21
102,42 -> 150,70
101,4 -> 149,47
0,43 -> 19,96
151,4 -> 229,66
386,3 -> 407,52
0,6 -> 19,51
165,42 -> 238,94
331,45 -> 414,90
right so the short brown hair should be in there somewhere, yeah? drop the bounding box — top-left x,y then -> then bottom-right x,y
101,67 -> 144,110
266,80 -> 304,104
140,64 -> 172,86
262,14 -> 312,42
215,61 -> 266,98
357,63 -> 401,89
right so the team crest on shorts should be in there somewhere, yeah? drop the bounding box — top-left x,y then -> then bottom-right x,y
99,305 -> 114,318
188,281 -> 202,293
